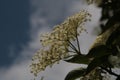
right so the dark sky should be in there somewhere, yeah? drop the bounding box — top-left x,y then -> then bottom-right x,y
0,0 -> 30,67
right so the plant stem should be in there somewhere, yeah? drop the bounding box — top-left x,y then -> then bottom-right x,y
68,40 -> 80,55
68,50 -> 76,53
100,66 -> 119,77
76,35 -> 81,54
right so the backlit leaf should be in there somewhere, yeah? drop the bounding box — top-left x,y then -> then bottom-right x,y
85,55 -> 109,75
65,68 -> 86,80
64,54 -> 90,64
86,45 -> 111,58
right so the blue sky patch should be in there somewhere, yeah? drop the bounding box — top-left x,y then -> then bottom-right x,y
0,0 -> 30,67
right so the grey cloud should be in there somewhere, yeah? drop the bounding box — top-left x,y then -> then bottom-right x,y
31,0 -> 87,28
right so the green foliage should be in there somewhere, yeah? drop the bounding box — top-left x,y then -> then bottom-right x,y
64,54 -> 90,64
65,68 -> 86,80
64,0 -> 120,79
86,45 -> 111,58
64,0 -> 120,78
85,55 -> 109,75
64,45 -> 114,79
106,27 -> 120,46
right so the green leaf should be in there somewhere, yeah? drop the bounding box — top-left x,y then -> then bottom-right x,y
101,12 -> 120,33
106,27 -> 120,46
65,68 -> 86,80
64,54 -> 90,64
85,55 -> 108,75
86,45 -> 111,58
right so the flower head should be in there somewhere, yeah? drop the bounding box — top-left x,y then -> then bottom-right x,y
30,10 -> 91,76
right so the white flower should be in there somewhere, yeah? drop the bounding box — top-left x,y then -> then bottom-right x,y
30,10 -> 91,76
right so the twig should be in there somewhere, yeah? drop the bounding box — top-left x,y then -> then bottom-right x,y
68,50 -> 76,53
100,66 -> 119,77
68,40 -> 80,55
76,35 -> 81,54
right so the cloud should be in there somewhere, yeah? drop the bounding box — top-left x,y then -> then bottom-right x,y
0,0 -> 102,80
0,61 -> 33,80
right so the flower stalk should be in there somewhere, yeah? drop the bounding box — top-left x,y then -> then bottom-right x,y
30,10 -> 91,76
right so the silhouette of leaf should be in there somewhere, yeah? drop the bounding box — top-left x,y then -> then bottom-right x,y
65,68 -> 86,80
85,55 -> 109,75
86,45 -> 111,58
64,54 -> 90,64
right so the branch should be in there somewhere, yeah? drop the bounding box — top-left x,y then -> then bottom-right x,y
100,66 -> 119,77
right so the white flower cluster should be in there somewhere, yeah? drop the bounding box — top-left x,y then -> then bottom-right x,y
30,10 -> 91,76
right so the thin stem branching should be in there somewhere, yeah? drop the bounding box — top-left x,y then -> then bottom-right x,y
100,66 -> 119,77
67,40 -> 80,55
